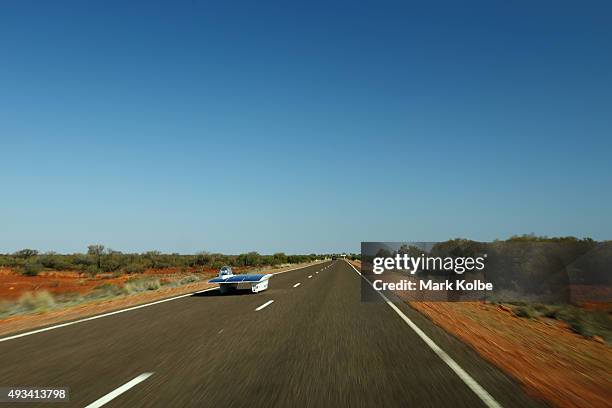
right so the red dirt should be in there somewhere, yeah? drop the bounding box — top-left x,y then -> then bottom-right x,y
0,268 -> 126,300
0,266 -> 256,301
348,261 -> 611,408
410,302 -> 612,408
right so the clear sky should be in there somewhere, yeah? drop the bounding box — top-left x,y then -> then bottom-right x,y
1,0 -> 611,254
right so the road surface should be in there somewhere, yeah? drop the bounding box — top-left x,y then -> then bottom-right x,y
0,260 -> 546,407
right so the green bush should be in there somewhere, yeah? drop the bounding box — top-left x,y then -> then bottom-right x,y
122,263 -> 146,274
22,262 -> 43,276
513,306 -> 535,318
85,265 -> 100,277
73,254 -> 95,267
533,304 -> 548,312
38,255 -> 72,270
542,307 -> 559,319
509,303 -> 610,342
568,319 -> 594,338
100,257 -> 122,273
0,256 -> 21,268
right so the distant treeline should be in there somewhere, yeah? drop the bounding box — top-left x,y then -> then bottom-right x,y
0,245 -> 359,276
369,235 -> 611,303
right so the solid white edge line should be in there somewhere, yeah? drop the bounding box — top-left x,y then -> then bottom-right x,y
0,289 -> 215,343
84,372 -> 153,408
345,261 -> 503,408
255,300 -> 274,311
293,283 -> 301,288
0,261 -> 330,343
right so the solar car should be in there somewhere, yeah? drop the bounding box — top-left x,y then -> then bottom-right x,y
208,266 -> 272,294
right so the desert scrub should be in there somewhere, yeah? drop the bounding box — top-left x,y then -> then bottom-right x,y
52,292 -> 82,304
87,283 -> 126,299
85,265 -> 101,277
178,275 -> 200,285
124,277 -> 161,294
16,291 -> 56,312
510,303 -> 611,342
0,292 -> 83,318
554,306 -> 610,341
513,306 -> 536,318
0,300 -> 12,318
122,263 -> 146,274
22,262 -> 44,276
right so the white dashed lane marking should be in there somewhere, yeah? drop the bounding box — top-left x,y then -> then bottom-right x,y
84,373 -> 153,408
255,300 -> 274,311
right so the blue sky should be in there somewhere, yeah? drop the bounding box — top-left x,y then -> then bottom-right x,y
1,0 -> 611,254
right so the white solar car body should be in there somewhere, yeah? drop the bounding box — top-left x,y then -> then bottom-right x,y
209,266 -> 272,294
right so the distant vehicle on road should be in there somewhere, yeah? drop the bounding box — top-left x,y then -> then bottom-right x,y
331,256 -> 337,260
208,266 -> 272,294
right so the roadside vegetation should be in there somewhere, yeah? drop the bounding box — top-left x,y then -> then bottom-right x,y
0,245 -> 346,277
0,276 -> 167,318
0,246 -> 362,319
355,235 -> 611,407
505,302 -> 611,342
366,235 -> 611,342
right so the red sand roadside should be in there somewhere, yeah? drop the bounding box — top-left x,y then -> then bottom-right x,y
0,280 -> 215,337
0,262 -> 317,338
349,261 -> 612,408
411,302 -> 612,408
0,266 -> 251,300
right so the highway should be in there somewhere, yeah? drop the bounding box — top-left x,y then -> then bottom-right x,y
0,260 -> 546,407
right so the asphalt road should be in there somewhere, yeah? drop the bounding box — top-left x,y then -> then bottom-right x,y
0,260 -> 547,407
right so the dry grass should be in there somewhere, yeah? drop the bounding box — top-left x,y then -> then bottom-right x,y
124,277 -> 161,293
16,291 -> 56,312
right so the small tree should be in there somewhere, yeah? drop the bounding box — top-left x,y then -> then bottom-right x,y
272,252 -> 287,265
14,249 -> 39,259
87,245 -> 105,269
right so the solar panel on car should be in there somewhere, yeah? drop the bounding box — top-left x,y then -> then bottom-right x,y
229,274 -> 266,282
